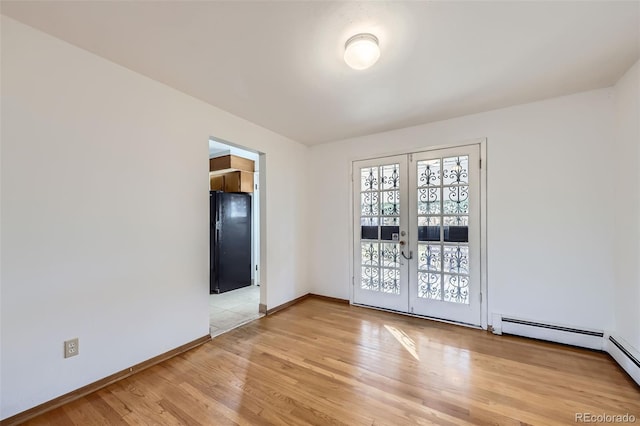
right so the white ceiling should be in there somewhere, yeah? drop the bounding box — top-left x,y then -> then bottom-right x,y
2,1 -> 638,145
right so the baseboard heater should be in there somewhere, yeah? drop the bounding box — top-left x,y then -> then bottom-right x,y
493,314 -> 639,386
495,315 -> 605,350
607,336 -> 640,386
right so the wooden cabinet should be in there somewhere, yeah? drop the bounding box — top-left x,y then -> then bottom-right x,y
209,155 -> 255,173
210,175 -> 225,191
223,170 -> 253,193
210,171 -> 253,193
209,154 -> 255,193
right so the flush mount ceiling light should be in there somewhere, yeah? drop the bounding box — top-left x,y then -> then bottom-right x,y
344,33 -> 380,70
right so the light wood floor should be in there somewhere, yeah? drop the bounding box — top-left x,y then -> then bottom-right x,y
24,298 -> 640,425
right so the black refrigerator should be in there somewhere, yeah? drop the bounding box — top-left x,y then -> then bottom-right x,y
210,191 -> 252,294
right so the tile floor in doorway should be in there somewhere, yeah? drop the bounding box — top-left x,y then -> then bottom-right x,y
209,285 -> 262,336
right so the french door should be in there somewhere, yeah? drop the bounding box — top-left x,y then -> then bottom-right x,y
352,155 -> 409,312
352,145 -> 481,326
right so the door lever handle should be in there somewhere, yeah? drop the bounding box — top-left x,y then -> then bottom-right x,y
401,250 -> 413,260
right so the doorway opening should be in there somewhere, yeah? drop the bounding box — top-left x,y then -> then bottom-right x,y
208,138 -> 265,336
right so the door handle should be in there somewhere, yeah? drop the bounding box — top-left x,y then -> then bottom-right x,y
400,240 -> 413,260
399,240 -> 412,260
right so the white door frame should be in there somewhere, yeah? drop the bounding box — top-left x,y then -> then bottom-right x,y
349,138 -> 488,330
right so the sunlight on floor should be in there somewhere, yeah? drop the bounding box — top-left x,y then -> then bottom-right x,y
384,324 -> 420,361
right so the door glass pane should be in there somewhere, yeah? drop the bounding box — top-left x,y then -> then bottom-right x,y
361,192 -> 379,216
361,243 -> 379,266
418,216 -> 441,241
418,187 -> 440,214
418,244 -> 441,271
361,217 -> 378,240
443,216 -> 468,226
444,222 -> 468,242
443,156 -> 468,185
418,159 -> 441,187
361,167 -> 378,191
381,164 -> 400,190
381,217 -> 399,225
380,216 -> 399,241
381,190 -> 399,215
443,274 -> 469,303
381,243 -> 400,268
443,186 -> 469,214
362,267 -> 379,291
380,225 -> 400,241
381,268 -> 400,294
443,245 -> 469,274
418,272 -> 441,300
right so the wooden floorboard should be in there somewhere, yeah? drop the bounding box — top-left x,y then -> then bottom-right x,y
21,299 -> 640,425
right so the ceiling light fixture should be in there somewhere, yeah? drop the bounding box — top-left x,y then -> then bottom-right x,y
344,33 -> 380,70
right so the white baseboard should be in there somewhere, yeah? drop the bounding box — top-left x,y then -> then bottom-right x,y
607,335 -> 640,386
491,314 -> 605,350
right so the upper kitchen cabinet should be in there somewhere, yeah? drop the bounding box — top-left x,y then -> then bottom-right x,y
209,155 -> 255,193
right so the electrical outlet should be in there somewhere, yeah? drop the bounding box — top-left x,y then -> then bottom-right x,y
64,338 -> 79,358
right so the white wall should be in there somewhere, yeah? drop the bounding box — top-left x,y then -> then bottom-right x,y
613,60 -> 640,353
0,16 -> 309,419
308,88 -> 615,332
